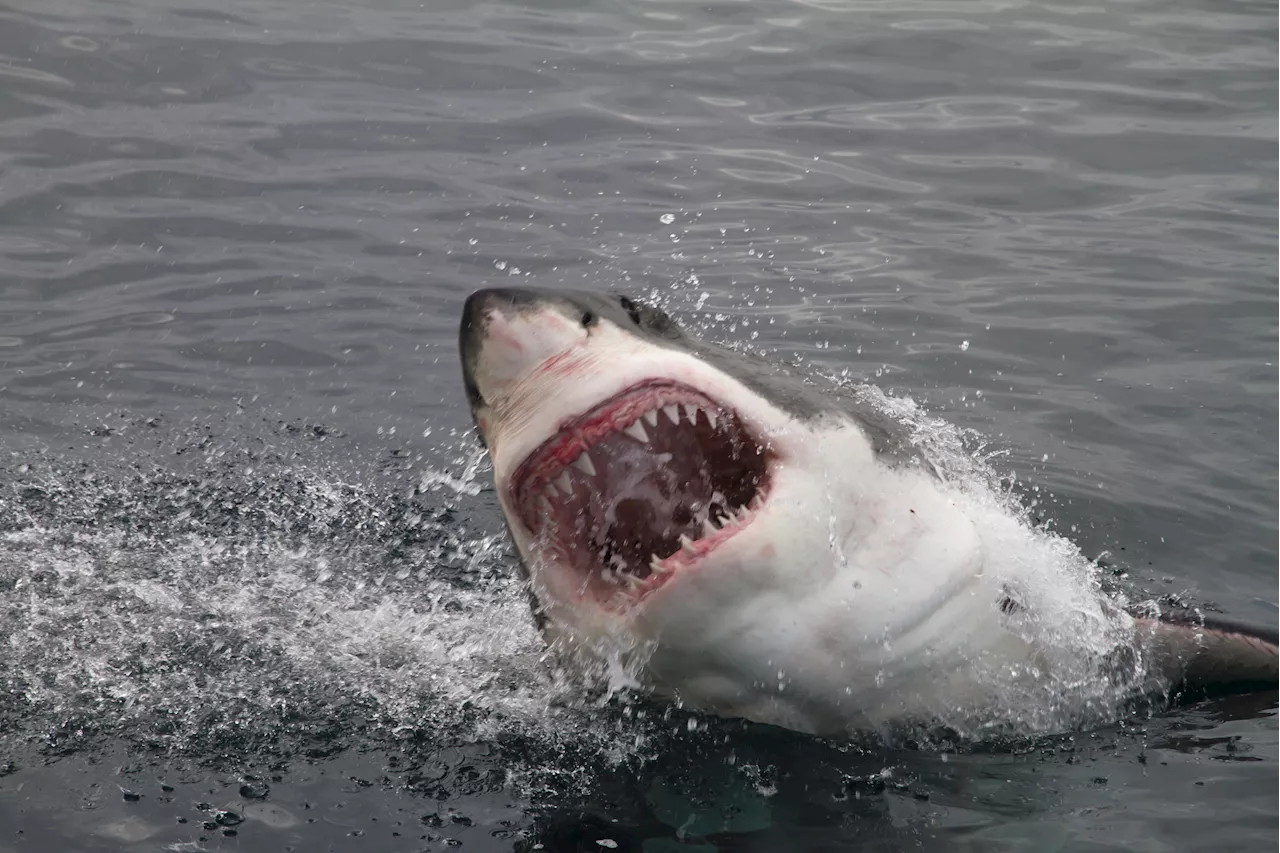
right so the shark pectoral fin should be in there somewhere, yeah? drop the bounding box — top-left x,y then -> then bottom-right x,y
1137,614 -> 1279,693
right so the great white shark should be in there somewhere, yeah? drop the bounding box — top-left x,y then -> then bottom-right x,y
459,287 -> 1277,738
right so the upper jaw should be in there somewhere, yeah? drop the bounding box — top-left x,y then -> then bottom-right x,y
484,335 -> 792,484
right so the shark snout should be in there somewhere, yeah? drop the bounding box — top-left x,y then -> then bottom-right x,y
459,288 -> 590,413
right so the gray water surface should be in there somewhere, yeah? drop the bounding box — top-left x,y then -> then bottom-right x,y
0,1 -> 1275,851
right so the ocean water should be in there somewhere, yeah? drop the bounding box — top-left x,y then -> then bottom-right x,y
0,0 -> 1274,851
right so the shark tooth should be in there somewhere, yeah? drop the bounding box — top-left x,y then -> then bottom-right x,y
572,453 -> 597,477
623,420 -> 648,443
705,409 -> 719,430
679,534 -> 697,554
684,404 -> 699,423
702,518 -> 718,537
643,409 -> 659,427
556,470 -> 573,494
663,404 -> 680,424
649,557 -> 669,574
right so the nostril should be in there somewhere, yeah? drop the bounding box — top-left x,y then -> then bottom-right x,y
581,310 -> 597,329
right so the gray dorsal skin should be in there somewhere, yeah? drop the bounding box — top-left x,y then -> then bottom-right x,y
1142,612 -> 1278,694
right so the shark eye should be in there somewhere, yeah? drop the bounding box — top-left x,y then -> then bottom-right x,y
619,296 -> 643,326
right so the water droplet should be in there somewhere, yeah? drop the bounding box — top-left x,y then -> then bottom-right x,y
960,340 -> 970,352
658,213 -> 675,225
239,781 -> 270,800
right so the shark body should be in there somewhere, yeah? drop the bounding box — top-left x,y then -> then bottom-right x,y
459,287 -> 1277,737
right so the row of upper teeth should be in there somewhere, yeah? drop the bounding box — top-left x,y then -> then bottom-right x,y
544,455 -> 592,496
541,402 -> 721,497
621,403 -> 718,444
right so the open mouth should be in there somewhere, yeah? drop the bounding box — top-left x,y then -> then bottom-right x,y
510,380 -> 771,604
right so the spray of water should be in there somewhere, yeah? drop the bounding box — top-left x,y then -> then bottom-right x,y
0,422 -> 676,796
819,377 -> 1154,736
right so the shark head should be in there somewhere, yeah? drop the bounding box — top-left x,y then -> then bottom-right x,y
459,287 -> 1013,732
461,287 -> 840,605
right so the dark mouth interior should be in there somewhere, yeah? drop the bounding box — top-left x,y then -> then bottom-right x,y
515,388 -> 768,596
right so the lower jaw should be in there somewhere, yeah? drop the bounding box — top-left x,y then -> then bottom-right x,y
528,496 -> 768,610
531,551 -> 679,611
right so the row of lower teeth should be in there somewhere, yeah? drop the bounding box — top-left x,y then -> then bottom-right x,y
696,501 -> 755,538
592,493 -> 764,590
636,495 -> 764,580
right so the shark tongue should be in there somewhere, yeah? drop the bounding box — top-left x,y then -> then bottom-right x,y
517,383 -> 768,599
